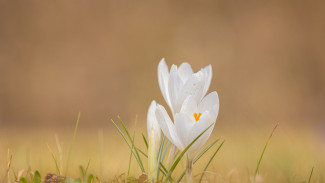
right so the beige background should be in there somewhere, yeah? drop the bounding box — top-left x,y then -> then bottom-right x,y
0,0 -> 325,130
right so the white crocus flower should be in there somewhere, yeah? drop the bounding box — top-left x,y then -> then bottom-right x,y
147,100 -> 161,140
155,91 -> 219,160
158,58 -> 212,116
147,100 -> 161,183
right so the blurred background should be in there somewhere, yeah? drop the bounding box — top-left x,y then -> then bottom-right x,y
0,0 -> 325,181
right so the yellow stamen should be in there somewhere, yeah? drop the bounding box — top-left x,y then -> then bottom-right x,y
193,112 -> 202,122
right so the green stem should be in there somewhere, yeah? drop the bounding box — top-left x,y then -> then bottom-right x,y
186,157 -> 193,183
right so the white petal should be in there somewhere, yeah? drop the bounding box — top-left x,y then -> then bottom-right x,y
174,113 -> 195,149
155,104 -> 182,149
198,91 -> 219,121
158,58 -> 171,107
180,95 -> 198,117
178,62 -> 193,83
168,65 -> 183,114
147,100 -> 161,140
178,71 -> 205,107
201,65 -> 212,96
188,112 -> 214,159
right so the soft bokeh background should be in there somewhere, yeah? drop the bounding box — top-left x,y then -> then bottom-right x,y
0,0 -> 325,182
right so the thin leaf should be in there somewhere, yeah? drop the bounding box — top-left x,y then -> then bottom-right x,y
19,177 -> 28,183
136,147 -> 148,158
117,116 -> 145,173
88,174 -> 94,183
157,135 -> 166,179
142,133 -> 148,150
199,140 -> 225,183
177,138 -> 220,182
111,119 -> 145,172
128,117 -> 137,176
46,144 -> 61,175
161,141 -> 171,163
34,171 -> 41,183
308,167 -> 314,183
163,123 -> 215,183
79,166 -> 85,178
85,159 -> 91,177
65,112 -> 81,176
254,123 -> 279,182
159,163 -> 175,183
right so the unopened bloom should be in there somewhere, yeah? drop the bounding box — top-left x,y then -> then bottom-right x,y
155,91 -> 219,160
147,100 -> 161,140
147,100 -> 161,183
158,58 -> 212,116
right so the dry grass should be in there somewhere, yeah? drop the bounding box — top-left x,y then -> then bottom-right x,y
0,123 -> 324,182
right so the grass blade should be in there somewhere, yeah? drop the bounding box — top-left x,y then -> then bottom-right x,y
19,177 -> 28,183
65,112 -> 81,176
308,166 -> 314,183
160,141 -> 171,172
199,140 -> 225,183
136,147 -> 148,158
34,171 -> 41,183
85,159 -> 91,176
46,144 -> 61,175
159,163 -> 175,183
87,174 -> 94,183
128,117 -> 138,176
254,123 -> 279,182
163,123 -> 215,183
194,138 -> 220,163
117,116 -> 145,172
176,138 -> 220,182
142,133 -> 148,150
111,119 -> 145,172
156,135 -> 166,179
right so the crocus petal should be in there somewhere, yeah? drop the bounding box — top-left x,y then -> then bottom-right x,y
178,71 -> 205,107
188,111 -> 214,159
155,104 -> 183,149
198,91 -> 219,121
168,65 -> 183,114
201,65 -> 212,96
158,58 -> 171,107
147,100 -> 161,140
178,62 -> 193,83
180,95 -> 198,120
174,113 -> 195,149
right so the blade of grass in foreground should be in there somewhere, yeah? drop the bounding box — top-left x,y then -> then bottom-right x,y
156,135 -> 166,179
142,133 -> 148,150
65,112 -> 81,176
117,116 -> 145,172
308,166 -> 314,183
159,163 -> 175,183
128,117 -> 137,177
136,147 -> 148,158
253,123 -> 279,182
176,138 -> 221,183
111,119 -> 145,172
85,159 -> 91,177
161,141 -> 170,162
163,123 -> 215,183
34,171 -> 41,183
199,140 -> 225,183
46,144 -> 61,175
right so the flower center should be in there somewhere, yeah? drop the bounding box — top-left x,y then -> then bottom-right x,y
193,112 -> 202,122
